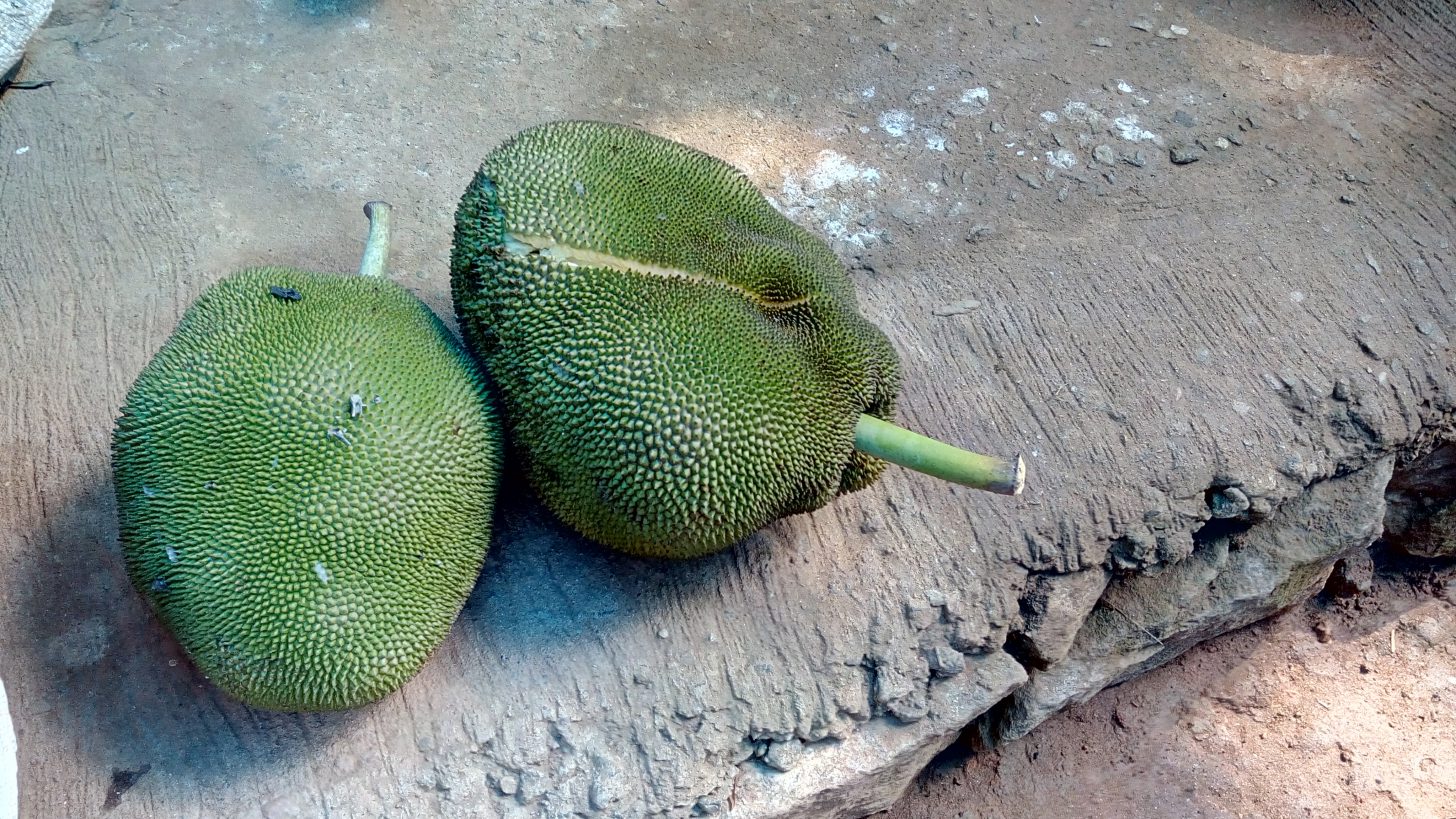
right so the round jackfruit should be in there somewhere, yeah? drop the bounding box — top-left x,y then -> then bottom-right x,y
114,205 -> 501,711
452,121 -> 1019,559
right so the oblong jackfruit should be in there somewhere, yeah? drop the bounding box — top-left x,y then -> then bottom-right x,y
451,121 -> 902,558
114,212 -> 501,711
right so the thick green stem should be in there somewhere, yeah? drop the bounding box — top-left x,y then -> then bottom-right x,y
356,200 -> 393,278
854,414 -> 1024,496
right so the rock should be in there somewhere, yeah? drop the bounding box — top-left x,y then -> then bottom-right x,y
1130,19 -> 1153,32
1396,502 -> 1456,558
1008,568 -> 1110,668
1325,550 -> 1375,597
1170,144 -> 1204,164
761,739 -> 805,772
991,457 -> 1394,743
11,5 -> 1456,818
1208,486 -> 1251,519
1187,717 -> 1213,740
730,654 -> 1025,818
1172,110 -> 1197,127
925,645 -> 966,677
1,0 -> 52,80
966,223 -> 995,241
1093,144 -> 1117,166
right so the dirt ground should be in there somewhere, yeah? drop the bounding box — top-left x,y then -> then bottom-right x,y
883,554 -> 1456,819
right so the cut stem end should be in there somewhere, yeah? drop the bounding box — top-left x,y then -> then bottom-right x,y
854,414 -> 1024,496
357,200 -> 393,278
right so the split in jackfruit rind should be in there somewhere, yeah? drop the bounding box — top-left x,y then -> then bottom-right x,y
113,267 -> 502,711
452,120 -> 900,558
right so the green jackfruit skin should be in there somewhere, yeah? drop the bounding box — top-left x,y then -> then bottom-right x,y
113,267 -> 502,711
451,120 -> 900,559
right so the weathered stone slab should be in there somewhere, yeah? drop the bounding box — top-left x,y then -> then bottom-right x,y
0,1 -> 1452,817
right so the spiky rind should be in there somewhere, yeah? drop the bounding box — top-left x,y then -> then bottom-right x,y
452,120 -> 899,558
113,267 -> 502,710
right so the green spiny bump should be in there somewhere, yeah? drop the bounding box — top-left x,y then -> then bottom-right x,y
450,120 -> 905,559
113,207 -> 502,711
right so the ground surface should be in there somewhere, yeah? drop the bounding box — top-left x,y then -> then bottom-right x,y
884,557 -> 1456,819
2,0 -> 1453,817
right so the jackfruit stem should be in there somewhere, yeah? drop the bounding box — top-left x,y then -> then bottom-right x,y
854,414 -> 1025,496
357,200 -> 393,278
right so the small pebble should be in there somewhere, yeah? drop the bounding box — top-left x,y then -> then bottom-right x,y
1188,718 -> 1213,740
1170,24 -> 1189,35
927,646 -> 966,676
989,121 -> 1005,134
1214,136 -> 1231,150
1123,150 -> 1148,167
1016,171 -> 1042,190
1093,144 -> 1117,165
761,741 -> 804,772
966,223 -> 995,241
1091,37 -> 1113,47
1209,486 -> 1251,518
882,41 -> 898,53
1169,144 -> 1204,164
1130,19 -> 1153,32
1172,109 -> 1197,127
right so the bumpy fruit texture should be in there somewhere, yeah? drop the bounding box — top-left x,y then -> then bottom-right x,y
452,120 -> 901,558
113,267 -> 501,711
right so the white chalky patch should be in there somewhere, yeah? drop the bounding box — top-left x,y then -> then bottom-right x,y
1046,149 -> 1078,169
877,110 -> 913,137
314,562 -> 331,584
1113,114 -> 1159,142
804,151 -> 881,191
775,152 -> 883,249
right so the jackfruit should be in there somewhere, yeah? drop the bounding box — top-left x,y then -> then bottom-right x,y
451,121 -> 1020,559
113,202 -> 501,711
